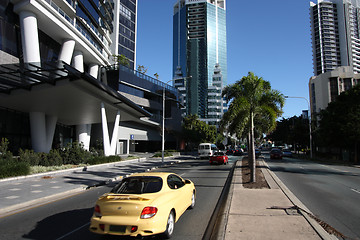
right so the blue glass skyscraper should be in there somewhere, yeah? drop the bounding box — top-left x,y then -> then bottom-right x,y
173,0 -> 227,125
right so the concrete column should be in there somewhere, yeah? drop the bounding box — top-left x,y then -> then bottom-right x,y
29,112 -> 57,153
19,11 -> 40,63
58,39 -> 75,64
89,63 -> 99,79
76,124 -> 91,151
72,50 -> 84,72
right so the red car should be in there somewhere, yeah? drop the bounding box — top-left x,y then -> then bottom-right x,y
209,151 -> 228,165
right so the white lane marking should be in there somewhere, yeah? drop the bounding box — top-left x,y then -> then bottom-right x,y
9,188 -> 21,191
51,186 -> 61,189
31,190 -> 43,193
351,188 -> 360,194
55,222 -> 90,240
320,165 -> 349,173
31,184 -> 42,187
5,196 -> 19,199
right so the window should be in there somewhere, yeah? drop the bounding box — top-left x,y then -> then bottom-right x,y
167,175 -> 185,189
111,176 -> 163,194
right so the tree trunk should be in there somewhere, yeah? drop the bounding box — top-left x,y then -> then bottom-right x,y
250,111 -> 256,182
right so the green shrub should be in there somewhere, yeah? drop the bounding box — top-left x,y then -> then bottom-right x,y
86,155 -> 122,165
152,151 -> 173,158
0,138 -> 13,161
0,159 -> 30,179
46,149 -> 63,166
61,141 -> 91,164
19,149 -> 41,165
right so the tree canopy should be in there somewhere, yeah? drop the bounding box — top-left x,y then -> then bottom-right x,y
221,72 -> 284,181
182,114 -> 217,148
315,84 -> 360,162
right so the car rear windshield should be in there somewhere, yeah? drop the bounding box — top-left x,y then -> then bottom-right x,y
111,176 -> 163,194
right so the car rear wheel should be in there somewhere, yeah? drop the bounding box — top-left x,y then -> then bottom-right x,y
163,211 -> 175,239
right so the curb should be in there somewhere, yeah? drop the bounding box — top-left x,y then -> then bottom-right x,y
262,160 -> 338,240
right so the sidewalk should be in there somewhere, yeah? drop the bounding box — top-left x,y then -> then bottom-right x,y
223,159 -> 337,240
0,153 -> 183,217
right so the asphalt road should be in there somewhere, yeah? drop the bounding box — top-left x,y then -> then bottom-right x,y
0,155 -> 238,240
264,153 -> 360,240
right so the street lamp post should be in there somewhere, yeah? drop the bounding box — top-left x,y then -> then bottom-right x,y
285,96 -> 313,159
162,76 -> 191,164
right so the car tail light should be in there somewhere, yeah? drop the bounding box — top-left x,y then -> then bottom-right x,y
94,205 -> 102,217
141,207 -> 158,219
131,226 -> 138,233
99,224 -> 105,231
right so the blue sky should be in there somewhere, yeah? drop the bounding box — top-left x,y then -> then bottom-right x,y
136,0 -> 314,118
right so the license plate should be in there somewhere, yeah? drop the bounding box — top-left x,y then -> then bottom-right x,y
109,225 -> 126,233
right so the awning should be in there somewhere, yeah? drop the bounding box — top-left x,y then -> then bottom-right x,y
0,61 -> 152,125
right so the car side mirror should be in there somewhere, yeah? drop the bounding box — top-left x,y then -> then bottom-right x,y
184,179 -> 191,184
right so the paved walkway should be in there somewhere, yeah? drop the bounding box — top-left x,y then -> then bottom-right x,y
223,159 -> 337,240
0,153 -> 182,217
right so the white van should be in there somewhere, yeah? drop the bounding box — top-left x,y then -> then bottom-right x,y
198,143 -> 218,159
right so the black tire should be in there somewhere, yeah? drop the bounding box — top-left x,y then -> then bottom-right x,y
163,211 -> 175,239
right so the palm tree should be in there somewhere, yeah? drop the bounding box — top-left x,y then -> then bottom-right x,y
221,72 -> 284,182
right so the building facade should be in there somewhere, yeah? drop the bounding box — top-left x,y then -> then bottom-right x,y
111,0 -> 137,69
310,0 -> 360,75
0,0 -> 181,155
309,0 -> 360,115
172,0 -> 227,127
309,66 -> 360,114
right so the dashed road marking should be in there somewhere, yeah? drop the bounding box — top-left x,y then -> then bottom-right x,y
9,188 -> 21,191
5,196 -> 19,199
31,184 -> 42,187
31,190 -> 43,193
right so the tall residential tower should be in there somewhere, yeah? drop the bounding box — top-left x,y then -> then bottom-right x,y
173,0 -> 227,127
310,0 -> 360,75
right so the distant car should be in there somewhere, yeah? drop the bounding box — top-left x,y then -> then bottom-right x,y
233,149 -> 243,156
282,149 -> 293,158
226,149 -> 234,155
209,151 -> 228,165
255,149 -> 261,157
89,172 -> 196,238
270,148 -> 283,159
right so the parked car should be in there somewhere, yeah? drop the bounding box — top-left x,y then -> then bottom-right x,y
209,151 -> 229,165
270,148 -> 283,159
282,149 -> 293,158
89,172 -> 196,238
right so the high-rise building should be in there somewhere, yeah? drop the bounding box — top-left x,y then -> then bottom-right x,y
310,0 -> 360,75
172,0 -> 227,127
111,0 -> 137,69
309,0 -> 360,115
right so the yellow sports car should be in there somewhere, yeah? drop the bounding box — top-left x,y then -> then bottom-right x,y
89,172 -> 196,238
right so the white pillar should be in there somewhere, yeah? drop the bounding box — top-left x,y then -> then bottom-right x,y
29,112 -> 57,153
89,63 -> 99,79
76,124 -> 91,151
19,11 -> 40,63
101,103 -> 120,156
72,50 -> 84,72
58,39 -> 75,64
